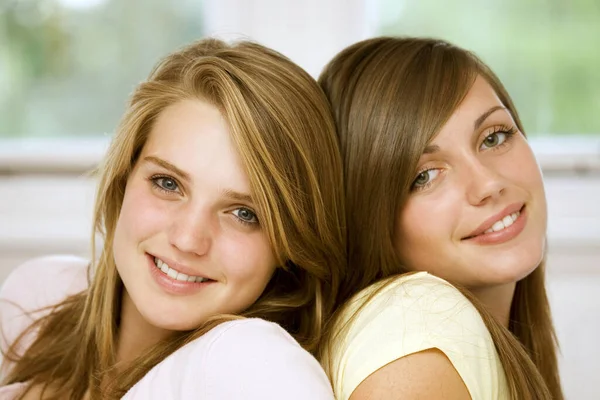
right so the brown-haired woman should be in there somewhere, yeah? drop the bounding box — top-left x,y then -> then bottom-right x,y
0,38 -> 345,399
318,37 -> 562,400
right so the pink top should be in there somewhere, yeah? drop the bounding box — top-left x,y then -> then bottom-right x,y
0,256 -> 334,399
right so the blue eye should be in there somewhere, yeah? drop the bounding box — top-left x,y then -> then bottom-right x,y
150,176 -> 180,193
232,207 -> 259,225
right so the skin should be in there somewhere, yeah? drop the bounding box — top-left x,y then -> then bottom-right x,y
350,349 -> 470,400
112,99 -> 277,364
395,76 -> 547,326
352,76 -> 547,399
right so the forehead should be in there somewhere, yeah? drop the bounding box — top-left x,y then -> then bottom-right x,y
142,99 -> 251,191
150,99 -> 227,143
442,76 -> 505,131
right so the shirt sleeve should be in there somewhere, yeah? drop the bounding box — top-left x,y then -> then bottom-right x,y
331,272 -> 505,400
122,319 -> 335,400
200,319 -> 334,399
0,255 -> 89,377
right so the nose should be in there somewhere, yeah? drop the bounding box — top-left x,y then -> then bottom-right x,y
464,160 -> 506,206
168,205 -> 213,256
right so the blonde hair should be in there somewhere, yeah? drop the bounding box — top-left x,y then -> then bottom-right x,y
318,37 -> 562,399
3,38 -> 346,399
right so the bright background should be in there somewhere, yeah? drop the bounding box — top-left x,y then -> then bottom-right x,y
1,1 -> 599,398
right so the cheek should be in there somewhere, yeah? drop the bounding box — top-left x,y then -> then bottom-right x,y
114,180 -> 165,249
396,192 -> 460,269
506,142 -> 544,187
504,145 -> 547,210
218,233 -> 276,287
516,146 -> 548,231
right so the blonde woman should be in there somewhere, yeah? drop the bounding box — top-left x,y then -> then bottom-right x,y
0,38 -> 345,399
318,37 -> 562,399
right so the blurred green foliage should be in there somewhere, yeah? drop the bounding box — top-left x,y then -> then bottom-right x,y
1,0 -> 598,137
0,0 -> 204,137
379,0 -> 600,135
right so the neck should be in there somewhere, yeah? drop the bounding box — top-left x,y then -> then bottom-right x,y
116,290 -> 172,368
469,282 -> 516,328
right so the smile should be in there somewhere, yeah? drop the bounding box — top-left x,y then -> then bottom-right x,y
463,205 -> 527,245
153,257 -> 211,283
483,210 -> 520,234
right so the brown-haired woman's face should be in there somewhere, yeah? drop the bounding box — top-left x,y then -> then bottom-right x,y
112,99 -> 276,332
394,77 -> 547,290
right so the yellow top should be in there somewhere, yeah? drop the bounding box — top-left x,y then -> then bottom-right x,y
325,272 -> 508,400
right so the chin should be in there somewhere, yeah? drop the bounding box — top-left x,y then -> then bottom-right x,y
483,251 -> 542,286
128,290 -> 203,331
141,306 -> 208,331
154,319 -> 205,332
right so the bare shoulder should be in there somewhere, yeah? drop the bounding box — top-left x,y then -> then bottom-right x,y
349,348 -> 471,400
331,273 -> 499,400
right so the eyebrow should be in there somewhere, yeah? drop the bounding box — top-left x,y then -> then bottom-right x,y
144,156 -> 190,182
422,106 -> 508,155
423,144 -> 441,154
222,189 -> 254,204
474,106 -> 506,130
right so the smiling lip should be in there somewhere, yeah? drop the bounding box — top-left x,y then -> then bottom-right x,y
464,203 -> 524,239
462,205 -> 527,245
149,253 -> 212,279
146,253 -> 214,296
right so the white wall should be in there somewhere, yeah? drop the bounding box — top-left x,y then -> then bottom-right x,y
202,0 -> 376,77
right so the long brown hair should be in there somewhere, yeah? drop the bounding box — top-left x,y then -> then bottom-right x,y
318,37 -> 562,399
2,38 -> 346,399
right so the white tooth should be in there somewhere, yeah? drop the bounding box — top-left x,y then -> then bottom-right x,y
485,228 -> 494,234
167,268 -> 178,279
515,210 -> 520,217
491,220 -> 505,232
502,215 -> 514,227
176,272 -> 189,282
153,259 -> 205,282
510,213 -> 518,221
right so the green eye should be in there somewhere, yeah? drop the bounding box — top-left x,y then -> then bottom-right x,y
412,169 -> 440,190
481,132 -> 507,149
414,171 -> 430,186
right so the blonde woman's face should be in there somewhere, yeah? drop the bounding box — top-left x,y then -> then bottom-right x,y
394,77 -> 547,291
113,99 -> 276,331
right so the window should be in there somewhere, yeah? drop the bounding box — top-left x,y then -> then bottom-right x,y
0,0 -> 204,138
376,0 -> 600,137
